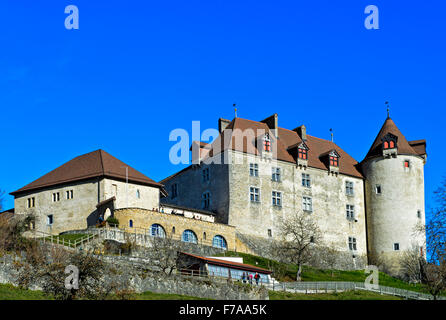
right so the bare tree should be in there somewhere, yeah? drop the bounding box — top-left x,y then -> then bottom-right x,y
273,211 -> 322,281
400,246 -> 424,284
145,235 -> 187,275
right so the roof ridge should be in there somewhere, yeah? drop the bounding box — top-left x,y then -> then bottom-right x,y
98,149 -> 105,175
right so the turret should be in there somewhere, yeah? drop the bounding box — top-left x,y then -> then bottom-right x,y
361,116 -> 427,275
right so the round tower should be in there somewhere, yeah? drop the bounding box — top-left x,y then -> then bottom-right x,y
361,116 -> 427,274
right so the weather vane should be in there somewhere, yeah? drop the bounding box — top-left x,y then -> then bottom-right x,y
385,101 -> 390,118
233,103 -> 237,118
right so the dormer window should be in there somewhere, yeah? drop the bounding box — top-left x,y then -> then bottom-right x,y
298,147 -> 307,160
329,155 -> 339,167
263,133 -> 271,152
382,133 -> 397,150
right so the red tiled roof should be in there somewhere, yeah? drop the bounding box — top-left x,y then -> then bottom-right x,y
180,252 -> 272,274
205,117 -> 363,178
11,150 -> 164,196
362,118 -> 422,162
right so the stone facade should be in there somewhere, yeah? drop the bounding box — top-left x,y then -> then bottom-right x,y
362,154 -> 426,273
162,150 -> 367,259
113,208 -> 237,251
14,177 -> 161,235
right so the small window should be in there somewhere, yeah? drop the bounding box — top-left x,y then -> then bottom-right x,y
272,191 -> 282,207
302,173 -> 311,188
27,197 -> 35,208
249,163 -> 259,177
52,192 -> 60,202
172,226 -> 176,234
263,133 -> 271,152
346,205 -> 355,220
404,160 -> 410,168
66,190 -> 73,200
203,232 -> 206,240
348,237 -> 357,251
310,236 -> 315,243
394,243 -> 400,251
375,185 -> 382,194
298,147 -> 307,160
267,229 -> 272,237
47,214 -> 54,226
329,155 -> 339,167
202,192 -> 210,209
272,167 -> 281,182
171,184 -> 178,199
417,210 -> 421,219
346,181 -> 354,196
136,189 -> 140,199
202,168 -> 210,182
129,219 -> 133,228
250,187 -> 260,202
302,196 -> 313,212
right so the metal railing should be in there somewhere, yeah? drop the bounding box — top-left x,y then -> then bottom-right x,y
33,230 -> 97,248
274,281 -> 444,300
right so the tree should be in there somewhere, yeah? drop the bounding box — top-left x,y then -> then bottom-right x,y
413,178 -> 446,299
273,211 -> 322,281
400,246 -> 424,284
145,234 -> 188,275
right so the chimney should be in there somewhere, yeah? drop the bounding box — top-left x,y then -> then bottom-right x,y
218,118 -> 231,133
293,125 -> 307,141
260,113 -> 278,138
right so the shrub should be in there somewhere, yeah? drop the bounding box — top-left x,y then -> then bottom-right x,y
106,217 -> 119,227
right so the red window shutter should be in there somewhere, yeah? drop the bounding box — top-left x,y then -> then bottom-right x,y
389,141 -> 395,148
384,141 -> 389,149
404,161 -> 409,168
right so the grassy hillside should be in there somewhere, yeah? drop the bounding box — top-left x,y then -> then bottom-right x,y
216,251 -> 429,294
269,290 -> 402,300
0,283 -> 52,300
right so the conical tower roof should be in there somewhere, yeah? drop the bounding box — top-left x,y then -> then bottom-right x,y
362,117 -> 419,162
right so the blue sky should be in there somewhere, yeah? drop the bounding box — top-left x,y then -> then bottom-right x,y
0,0 -> 445,213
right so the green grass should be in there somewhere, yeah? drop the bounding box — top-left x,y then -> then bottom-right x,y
0,283 -> 52,300
217,251 -> 431,294
269,289 -> 402,300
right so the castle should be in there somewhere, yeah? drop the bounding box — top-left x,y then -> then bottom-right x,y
6,113 -> 427,275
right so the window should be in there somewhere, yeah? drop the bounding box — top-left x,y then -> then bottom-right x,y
129,220 -> 133,228
112,184 -> 118,196
47,215 -> 54,226
203,232 -> 206,240
171,183 -> 178,199
136,189 -> 140,199
346,181 -> 354,196
329,155 -> 339,167
27,197 -> 35,208
298,147 -> 307,160
346,205 -> 355,220
310,236 -> 315,243
52,192 -> 60,202
249,163 -> 259,177
404,160 -> 410,168
66,190 -> 73,200
150,224 -> 166,238
202,192 -> 210,209
375,185 -> 382,194
417,210 -> 421,219
250,187 -> 260,202
302,196 -> 313,212
348,237 -> 357,251
272,191 -> 282,207
383,134 -> 397,150
182,230 -> 198,244
272,167 -> 281,182
213,235 -> 227,249
267,229 -> 272,237
263,133 -> 271,152
302,173 -> 311,188
202,168 -> 210,182
172,226 -> 176,234
394,243 -> 400,251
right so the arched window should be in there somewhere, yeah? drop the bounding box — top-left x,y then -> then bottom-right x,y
129,219 -> 133,228
150,224 -> 166,238
136,189 -> 140,199
212,235 -> 227,249
203,232 -> 207,240
172,226 -> 176,234
383,141 -> 389,149
182,230 -> 198,244
389,141 -> 395,148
